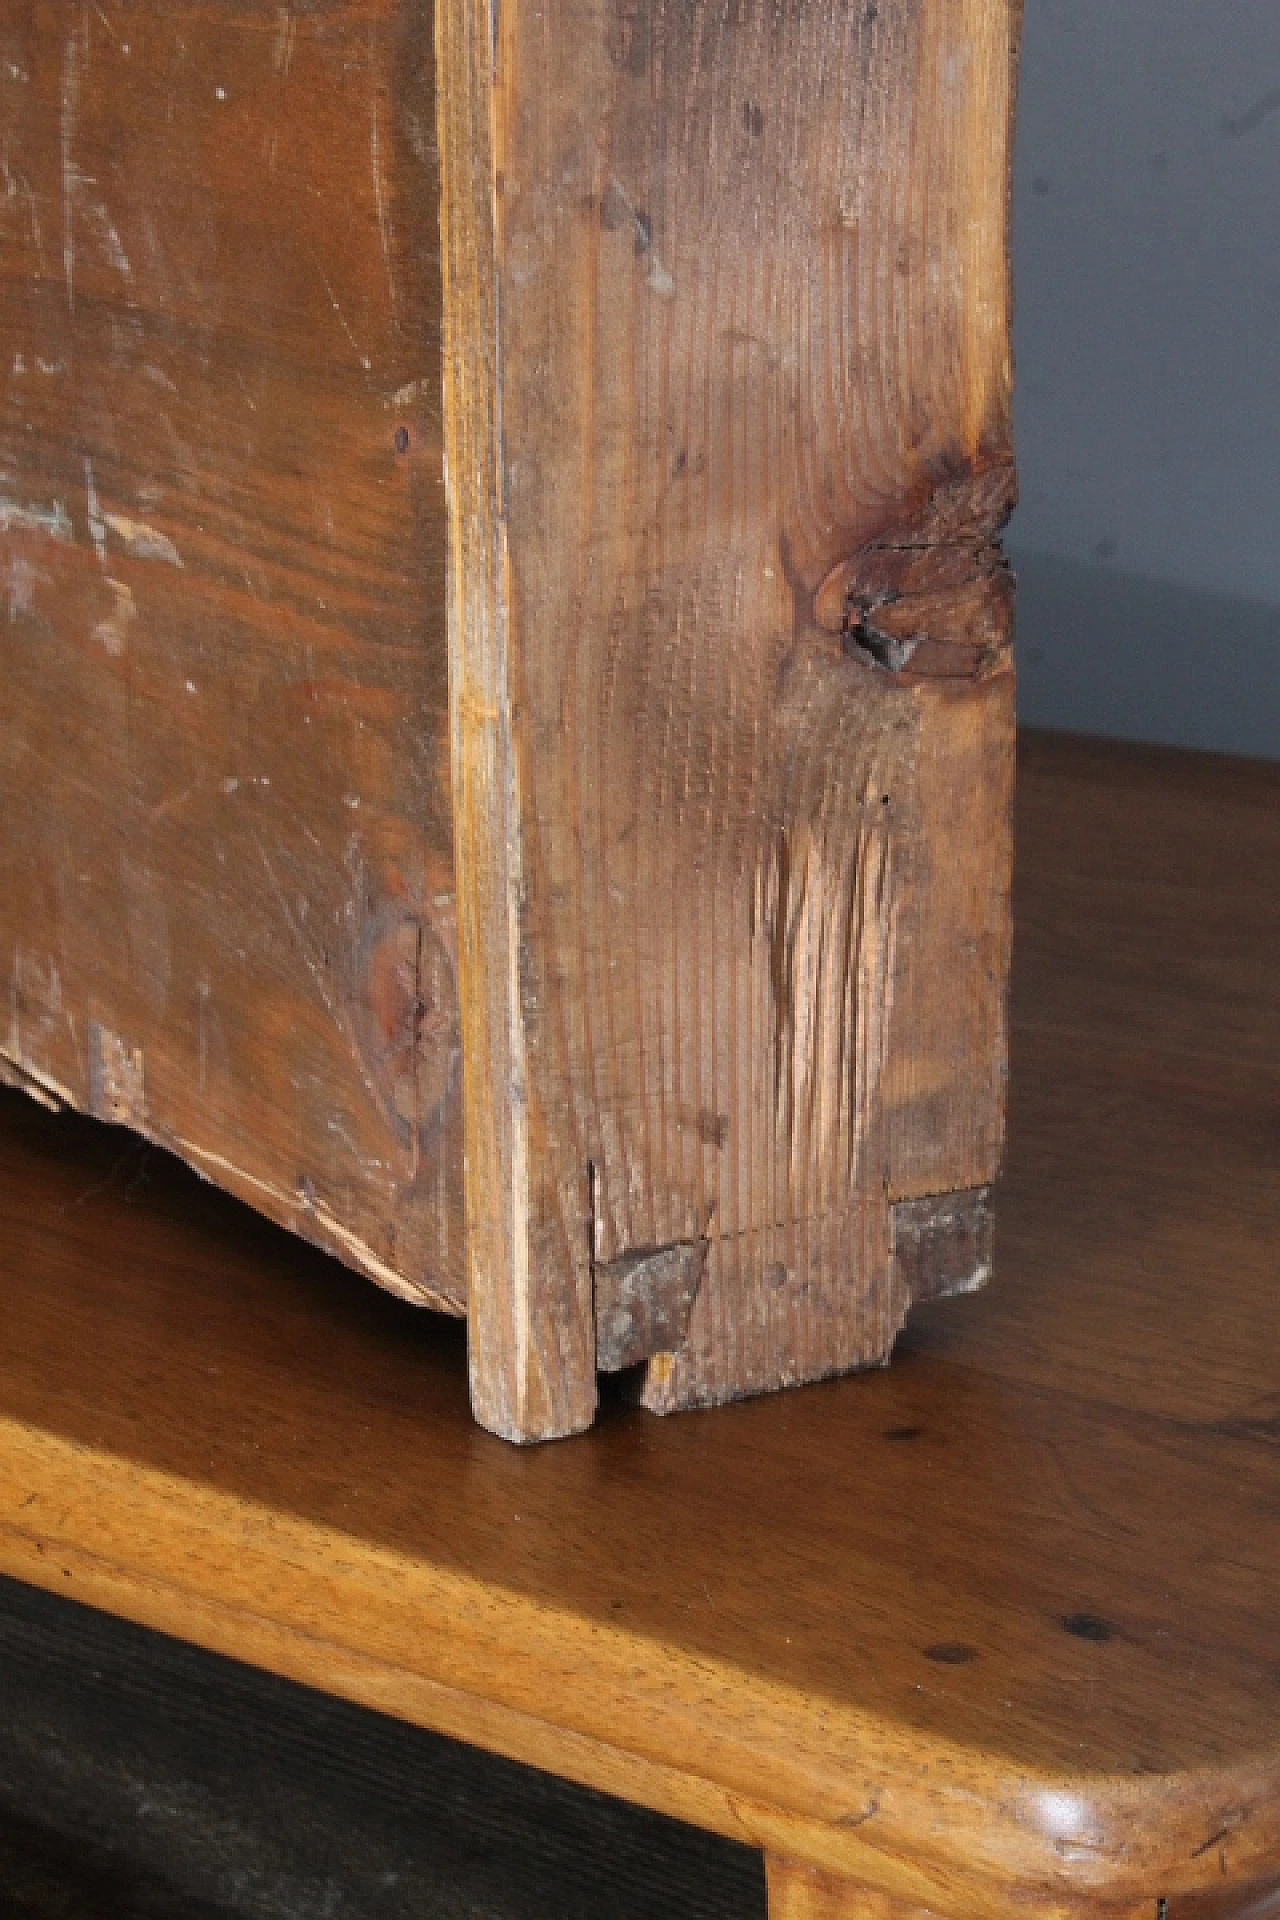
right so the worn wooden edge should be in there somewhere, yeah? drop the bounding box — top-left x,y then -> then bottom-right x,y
0,1052 -> 463,1317
433,0 -> 598,1443
762,1854 -> 1269,1920
0,1052 -> 67,1116
1,1416 -> 1276,1919
435,0 -> 597,1440
635,1185 -> 996,1415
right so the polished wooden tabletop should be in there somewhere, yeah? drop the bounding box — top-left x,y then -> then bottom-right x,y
1,730 -> 1278,1920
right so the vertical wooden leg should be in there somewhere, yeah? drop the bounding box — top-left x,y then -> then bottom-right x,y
435,0 -> 599,1445
438,0 -> 1019,1439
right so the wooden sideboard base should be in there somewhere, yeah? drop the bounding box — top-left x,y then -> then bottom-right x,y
768,1859 -> 923,1920
767,1858 -> 1011,1920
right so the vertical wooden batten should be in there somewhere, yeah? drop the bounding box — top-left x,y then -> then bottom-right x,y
436,0 -> 1022,1435
436,0 -> 600,1437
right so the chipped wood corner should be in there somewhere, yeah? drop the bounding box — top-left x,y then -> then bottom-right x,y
595,1240 -> 708,1375
892,1187 -> 995,1309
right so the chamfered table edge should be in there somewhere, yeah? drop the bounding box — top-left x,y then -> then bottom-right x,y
2,1411 -> 1277,1918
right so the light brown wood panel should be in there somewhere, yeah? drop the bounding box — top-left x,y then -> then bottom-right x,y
0,0 -> 465,1305
441,0 -> 1021,1435
0,733 -> 1278,1920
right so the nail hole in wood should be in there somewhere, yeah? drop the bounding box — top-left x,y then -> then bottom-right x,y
1062,1612 -> 1115,1643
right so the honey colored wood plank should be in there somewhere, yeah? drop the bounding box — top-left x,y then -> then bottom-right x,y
765,1855 -> 1280,1920
0,735 -> 1278,1919
766,1859 -> 957,1920
440,0 -> 1021,1436
0,0 -> 465,1309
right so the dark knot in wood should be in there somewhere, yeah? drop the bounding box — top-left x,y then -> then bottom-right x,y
350,905 -> 461,1155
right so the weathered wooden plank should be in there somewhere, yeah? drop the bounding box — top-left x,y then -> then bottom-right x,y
1,0 -> 1020,1441
0,0 -> 465,1309
436,0 -> 598,1438
441,0 -> 1020,1432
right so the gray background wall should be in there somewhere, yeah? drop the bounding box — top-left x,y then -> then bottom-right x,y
1009,0 -> 1280,757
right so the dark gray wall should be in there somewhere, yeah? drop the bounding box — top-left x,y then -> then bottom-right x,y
1008,0 -> 1280,756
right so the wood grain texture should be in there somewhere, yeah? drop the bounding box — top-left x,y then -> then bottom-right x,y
441,0 -> 1020,1434
767,1857 -> 941,1920
2,0 -> 1018,1438
1,733 -> 1278,1920
435,0 -> 596,1437
0,0 -> 465,1308
768,1855 -> 1280,1920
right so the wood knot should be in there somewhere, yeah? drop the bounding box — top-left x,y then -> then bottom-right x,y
811,463 -> 1016,678
350,904 -> 460,1153
813,541 -> 1013,681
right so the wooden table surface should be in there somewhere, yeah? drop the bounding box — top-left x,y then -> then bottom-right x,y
0,730 -> 1277,1920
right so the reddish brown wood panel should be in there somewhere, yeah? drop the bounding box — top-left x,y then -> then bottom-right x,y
0,0 -> 465,1308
